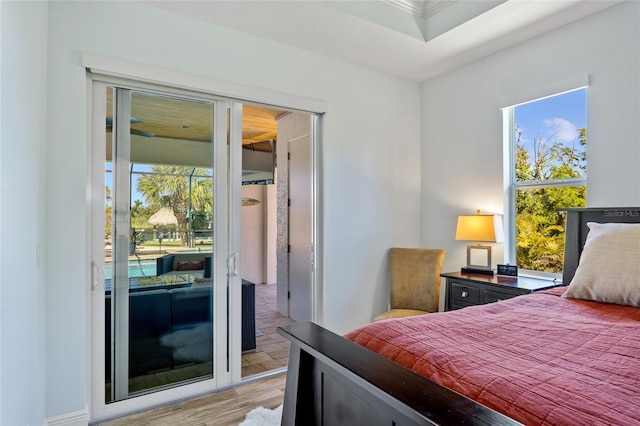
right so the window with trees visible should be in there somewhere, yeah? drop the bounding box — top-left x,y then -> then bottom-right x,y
105,164 -> 213,250
506,88 -> 587,275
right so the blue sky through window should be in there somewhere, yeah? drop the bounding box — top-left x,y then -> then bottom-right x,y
514,88 -> 586,179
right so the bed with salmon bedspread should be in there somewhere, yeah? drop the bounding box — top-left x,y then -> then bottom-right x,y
345,286 -> 640,424
278,208 -> 640,425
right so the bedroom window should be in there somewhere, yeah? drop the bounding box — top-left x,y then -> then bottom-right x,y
505,88 -> 587,277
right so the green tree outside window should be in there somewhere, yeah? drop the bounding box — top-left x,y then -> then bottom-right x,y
512,89 -> 586,273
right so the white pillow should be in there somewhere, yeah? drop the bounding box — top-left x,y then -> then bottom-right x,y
563,222 -> 640,306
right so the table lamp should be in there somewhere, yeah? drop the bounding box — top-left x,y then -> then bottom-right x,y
455,210 -> 504,275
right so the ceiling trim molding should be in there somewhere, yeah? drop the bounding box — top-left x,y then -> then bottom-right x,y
382,0 -> 421,16
382,0 -> 456,19
421,0 -> 456,19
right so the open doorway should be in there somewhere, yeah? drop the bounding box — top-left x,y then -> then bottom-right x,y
240,109 -> 315,378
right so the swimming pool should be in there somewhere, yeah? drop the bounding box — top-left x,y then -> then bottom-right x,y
104,259 -> 157,279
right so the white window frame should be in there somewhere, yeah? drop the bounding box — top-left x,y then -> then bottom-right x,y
502,85 -> 587,280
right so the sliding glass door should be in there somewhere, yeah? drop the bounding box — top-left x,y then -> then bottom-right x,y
90,81 -> 243,419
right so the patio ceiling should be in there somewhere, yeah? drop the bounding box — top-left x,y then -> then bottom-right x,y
106,89 -> 284,152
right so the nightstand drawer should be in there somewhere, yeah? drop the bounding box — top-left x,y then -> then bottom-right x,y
442,271 -> 562,312
450,300 -> 475,311
449,282 -> 481,304
484,290 -> 519,304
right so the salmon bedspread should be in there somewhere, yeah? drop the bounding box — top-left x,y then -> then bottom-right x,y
344,288 -> 640,425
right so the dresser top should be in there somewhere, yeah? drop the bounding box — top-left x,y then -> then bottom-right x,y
441,271 -> 563,292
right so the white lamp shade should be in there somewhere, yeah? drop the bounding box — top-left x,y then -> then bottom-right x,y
455,214 -> 504,243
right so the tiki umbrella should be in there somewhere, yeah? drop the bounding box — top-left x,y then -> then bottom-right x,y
148,207 -> 178,226
148,207 -> 178,253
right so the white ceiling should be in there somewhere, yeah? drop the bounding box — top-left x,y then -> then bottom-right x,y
145,0 -> 621,82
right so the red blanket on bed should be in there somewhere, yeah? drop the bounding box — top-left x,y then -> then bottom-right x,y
345,288 -> 640,425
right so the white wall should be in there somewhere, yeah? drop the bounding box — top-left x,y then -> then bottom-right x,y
44,0 -> 421,420
421,1 -> 640,277
0,1 -> 48,425
241,185 -> 269,285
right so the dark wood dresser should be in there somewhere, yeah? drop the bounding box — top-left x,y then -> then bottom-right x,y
441,271 -> 562,311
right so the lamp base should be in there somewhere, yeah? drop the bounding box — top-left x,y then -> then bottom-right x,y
461,267 -> 494,276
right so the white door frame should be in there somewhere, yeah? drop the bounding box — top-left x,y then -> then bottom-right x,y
84,55 -> 326,421
288,134 -> 312,322
88,83 -> 243,421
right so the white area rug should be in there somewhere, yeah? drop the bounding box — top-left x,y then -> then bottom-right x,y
159,323 -> 212,362
239,405 -> 282,426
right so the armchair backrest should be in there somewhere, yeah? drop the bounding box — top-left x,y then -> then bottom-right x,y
389,247 -> 445,313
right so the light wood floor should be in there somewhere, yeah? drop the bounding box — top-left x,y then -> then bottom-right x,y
96,374 -> 286,426
243,283 -> 295,377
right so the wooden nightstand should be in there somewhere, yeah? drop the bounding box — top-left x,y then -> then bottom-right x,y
441,271 -> 562,311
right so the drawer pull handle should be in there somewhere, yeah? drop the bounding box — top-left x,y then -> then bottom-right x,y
461,291 -> 468,298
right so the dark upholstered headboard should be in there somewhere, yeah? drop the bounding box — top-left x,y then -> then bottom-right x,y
562,207 -> 640,284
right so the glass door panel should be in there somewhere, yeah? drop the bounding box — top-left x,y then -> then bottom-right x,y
105,88 -> 215,402
92,78 -> 259,422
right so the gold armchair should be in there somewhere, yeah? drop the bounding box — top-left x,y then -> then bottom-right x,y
374,247 -> 445,321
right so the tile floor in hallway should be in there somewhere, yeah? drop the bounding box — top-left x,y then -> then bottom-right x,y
242,282 -> 296,377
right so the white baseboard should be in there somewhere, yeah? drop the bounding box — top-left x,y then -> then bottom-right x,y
45,407 -> 89,426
